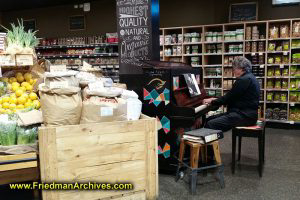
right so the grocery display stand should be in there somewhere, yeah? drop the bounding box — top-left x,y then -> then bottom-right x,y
0,53 -> 39,193
160,18 -> 300,124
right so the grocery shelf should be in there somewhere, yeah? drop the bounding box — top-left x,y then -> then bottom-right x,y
266,89 -> 289,91
164,55 -> 182,57
164,43 -> 182,46
203,41 -> 223,44
204,76 -> 222,79
37,53 -> 119,59
267,64 -> 289,66
183,54 -> 202,56
205,88 -> 222,90
266,101 -> 288,104
268,38 -> 290,41
160,18 -> 300,124
223,52 -> 243,55
183,42 -> 202,45
266,119 -> 300,124
203,53 -> 222,55
35,43 -> 118,49
203,65 -> 222,67
223,40 -> 243,43
245,52 -> 265,54
245,39 -> 266,42
267,51 -> 289,54
266,76 -> 289,78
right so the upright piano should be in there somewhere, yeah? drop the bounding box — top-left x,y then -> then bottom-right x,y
142,61 -> 217,173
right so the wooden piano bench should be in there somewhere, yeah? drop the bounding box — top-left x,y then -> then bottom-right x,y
231,121 -> 266,177
175,138 -> 225,195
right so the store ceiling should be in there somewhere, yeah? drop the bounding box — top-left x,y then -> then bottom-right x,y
0,0 -> 100,12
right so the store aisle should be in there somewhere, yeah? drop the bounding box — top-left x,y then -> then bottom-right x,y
158,128 -> 300,200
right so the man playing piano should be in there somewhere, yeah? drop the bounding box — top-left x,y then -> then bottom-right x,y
203,57 -> 260,132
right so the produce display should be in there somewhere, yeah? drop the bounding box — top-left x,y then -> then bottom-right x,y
0,72 -> 39,114
290,108 -> 300,121
1,19 -> 39,55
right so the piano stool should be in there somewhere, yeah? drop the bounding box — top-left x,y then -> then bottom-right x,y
175,138 -> 225,195
231,121 -> 266,177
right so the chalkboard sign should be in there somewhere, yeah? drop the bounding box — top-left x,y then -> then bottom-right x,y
69,15 -> 85,30
24,19 -> 36,31
116,0 -> 152,74
229,2 -> 258,22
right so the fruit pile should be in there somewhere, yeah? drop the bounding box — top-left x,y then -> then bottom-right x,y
0,72 -> 40,114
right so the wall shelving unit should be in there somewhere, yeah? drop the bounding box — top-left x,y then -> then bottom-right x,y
160,18 -> 300,123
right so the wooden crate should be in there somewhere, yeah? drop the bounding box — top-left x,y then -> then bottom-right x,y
0,153 -> 39,185
39,114 -> 158,200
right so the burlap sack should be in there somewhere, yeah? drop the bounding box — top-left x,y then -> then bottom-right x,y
44,71 -> 79,88
80,96 -> 126,124
39,87 -> 82,126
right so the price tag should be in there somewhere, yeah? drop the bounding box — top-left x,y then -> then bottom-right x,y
79,55 -> 82,59
115,65 -> 119,69
107,65 -> 113,69
100,107 -> 113,117
260,65 -> 264,68
280,65 -> 284,69
50,65 -> 67,73
259,53 -> 263,56
283,51 -> 288,56
49,81 -> 69,89
0,54 -> 16,66
290,121 -> 295,125
290,103 -> 295,106
88,81 -> 104,90
251,53 -> 256,56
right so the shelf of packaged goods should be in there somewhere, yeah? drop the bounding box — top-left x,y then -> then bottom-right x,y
203,53 -> 222,56
268,38 -> 290,41
164,43 -> 182,46
267,51 -> 289,54
183,42 -> 202,45
266,64 -> 289,66
265,89 -> 289,91
204,76 -> 222,79
223,40 -> 244,43
164,55 -> 182,57
245,39 -> 266,42
290,102 -> 300,105
223,52 -> 243,55
266,101 -> 288,104
266,76 -> 289,79
35,43 -> 119,49
205,88 -> 222,90
37,53 -> 119,59
203,65 -> 222,67
183,54 -> 202,57
203,41 -> 223,44
245,52 -> 265,55
291,47 -> 300,50
266,119 -> 300,124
